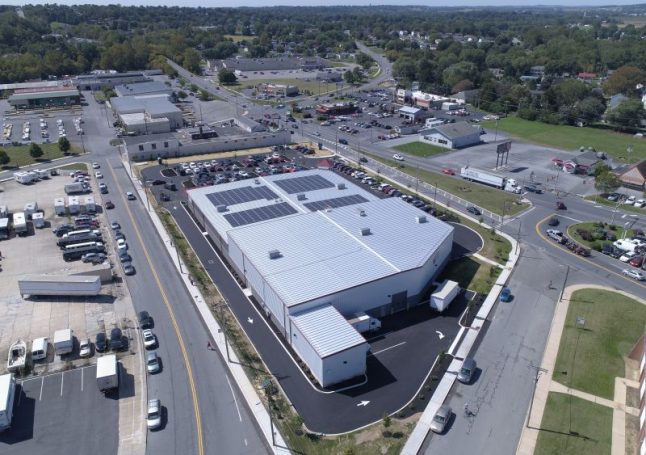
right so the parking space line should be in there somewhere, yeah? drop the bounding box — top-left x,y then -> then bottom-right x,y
60,371 -> 64,396
39,377 -> 44,401
369,341 -> 406,356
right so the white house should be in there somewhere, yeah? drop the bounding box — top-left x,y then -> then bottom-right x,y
420,121 -> 482,149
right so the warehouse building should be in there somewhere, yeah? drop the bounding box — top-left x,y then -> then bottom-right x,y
114,81 -> 173,98
74,71 -> 149,91
111,95 -> 183,134
187,169 -> 454,387
8,86 -> 81,109
419,121 -> 482,149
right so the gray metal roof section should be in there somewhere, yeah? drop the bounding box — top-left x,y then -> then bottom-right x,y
290,304 -> 368,358
111,96 -> 178,116
114,81 -> 171,97
432,121 -> 480,139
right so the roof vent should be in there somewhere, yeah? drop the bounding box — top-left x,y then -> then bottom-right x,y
297,193 -> 307,201
216,205 -> 228,213
360,227 -> 371,236
268,249 -> 281,259
337,183 -> 346,190
416,215 -> 427,224
358,208 -> 366,217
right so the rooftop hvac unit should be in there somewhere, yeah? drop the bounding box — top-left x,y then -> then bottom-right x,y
357,208 -> 366,217
268,249 -> 281,259
416,215 -> 427,224
337,183 -> 346,190
254,179 -> 260,184
216,205 -> 228,213
297,193 -> 307,201
360,227 -> 371,236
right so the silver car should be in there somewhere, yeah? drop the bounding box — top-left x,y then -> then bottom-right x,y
430,405 -> 451,433
146,351 -> 160,374
147,399 -> 162,430
457,357 -> 477,384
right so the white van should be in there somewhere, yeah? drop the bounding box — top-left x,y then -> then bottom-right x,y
31,337 -> 48,361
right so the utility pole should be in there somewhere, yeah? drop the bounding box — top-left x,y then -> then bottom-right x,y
526,365 -> 548,428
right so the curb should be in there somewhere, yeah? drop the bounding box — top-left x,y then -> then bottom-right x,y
123,161 -> 290,455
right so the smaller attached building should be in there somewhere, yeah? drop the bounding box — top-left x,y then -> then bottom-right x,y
397,106 -> 426,123
420,121 -> 481,149
8,86 -> 81,109
289,304 -> 369,388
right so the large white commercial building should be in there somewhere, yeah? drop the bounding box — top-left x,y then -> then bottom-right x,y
188,170 -> 454,387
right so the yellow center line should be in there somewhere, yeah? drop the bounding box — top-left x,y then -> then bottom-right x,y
107,163 -> 204,455
535,214 -> 646,290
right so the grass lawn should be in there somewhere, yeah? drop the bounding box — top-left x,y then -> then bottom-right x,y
224,34 -> 256,43
553,289 -> 646,399
438,257 -> 501,294
366,152 -> 529,216
0,143 -> 82,169
229,78 -> 340,96
57,162 -> 88,172
394,141 -> 449,158
481,116 -> 646,163
535,392 -> 612,455
584,194 -> 646,216
567,221 -> 635,250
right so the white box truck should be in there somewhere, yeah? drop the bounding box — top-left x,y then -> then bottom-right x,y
347,312 -> 382,333
64,182 -> 88,195
460,166 -> 521,193
430,280 -> 460,312
0,374 -> 16,431
97,355 -> 119,392
53,329 -> 73,356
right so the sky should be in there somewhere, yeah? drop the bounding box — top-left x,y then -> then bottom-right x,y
2,0 -> 642,6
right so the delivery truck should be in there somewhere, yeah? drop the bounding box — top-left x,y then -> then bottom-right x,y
64,182 -> 89,195
346,312 -> 382,333
53,329 -> 74,356
0,374 -> 16,431
18,275 -> 101,298
97,355 -> 119,392
460,166 -> 521,193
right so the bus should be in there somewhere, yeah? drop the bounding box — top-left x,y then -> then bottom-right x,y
62,241 -> 104,261
57,229 -> 102,248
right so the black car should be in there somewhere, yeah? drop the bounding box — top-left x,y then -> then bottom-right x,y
119,252 -> 132,263
110,328 -> 124,351
138,311 -> 153,329
601,243 -> 614,255
151,179 -> 166,186
467,206 -> 482,216
338,138 -> 348,145
359,157 -> 368,163
548,216 -> 559,226
95,332 -> 108,352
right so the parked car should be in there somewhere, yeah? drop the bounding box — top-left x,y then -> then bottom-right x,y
146,351 -> 160,374
392,154 -> 404,161
500,287 -> 512,302
457,357 -> 477,384
624,195 -> 636,205
111,222 -> 121,230
126,192 -> 136,200
142,329 -> 157,349
99,183 -> 108,194
623,269 -> 645,281
79,338 -> 91,358
82,252 -> 107,264
94,171 -> 103,179
147,399 -> 162,430
123,262 -> 136,276
138,311 -> 153,329
629,256 -> 644,268
548,216 -> 559,226
430,405 -> 452,433
338,138 -> 348,145
620,251 -> 638,263
109,328 -> 124,351
95,332 -> 107,353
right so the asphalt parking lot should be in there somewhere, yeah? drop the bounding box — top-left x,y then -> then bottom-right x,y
0,366 -> 118,454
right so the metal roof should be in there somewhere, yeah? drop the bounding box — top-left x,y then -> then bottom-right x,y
289,304 -> 368,358
432,121 -> 480,139
9,88 -> 80,101
193,169 -> 454,307
398,106 -> 421,114
114,81 -> 171,97
110,96 -> 178,116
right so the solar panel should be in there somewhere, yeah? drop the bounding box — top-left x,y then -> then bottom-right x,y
273,174 -> 335,194
224,202 -> 298,227
206,186 -> 277,207
303,194 -> 370,212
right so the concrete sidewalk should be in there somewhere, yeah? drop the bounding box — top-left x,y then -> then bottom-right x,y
516,284 -> 646,455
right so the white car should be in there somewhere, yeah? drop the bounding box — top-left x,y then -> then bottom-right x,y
624,195 -> 636,205
313,131 -> 321,136
142,329 -> 157,349
634,199 -> 645,208
146,399 -> 162,430
619,251 -> 638,262
79,338 -> 91,358
95,172 -> 103,179
623,269 -> 645,281
393,154 -> 404,161
126,192 -> 136,200
92,163 -> 100,169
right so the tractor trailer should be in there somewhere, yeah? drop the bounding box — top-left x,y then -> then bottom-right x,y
460,167 -> 521,193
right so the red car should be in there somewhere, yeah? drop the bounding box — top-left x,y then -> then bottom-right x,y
629,256 -> 644,268
105,200 -> 115,210
442,168 -> 455,175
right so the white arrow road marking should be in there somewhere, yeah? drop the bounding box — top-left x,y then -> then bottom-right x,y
247,317 -> 254,324
436,330 -> 445,340
356,400 -> 370,407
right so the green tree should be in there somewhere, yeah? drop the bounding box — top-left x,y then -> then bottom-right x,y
177,90 -> 187,99
603,66 -> 646,97
198,89 -> 211,101
344,69 -> 356,84
29,143 -> 43,159
594,167 -> 621,195
355,52 -> 374,70
182,48 -> 202,75
574,96 -> 606,123
382,412 -> 392,437
218,69 -> 237,85
0,149 -> 9,166
58,137 -> 71,154
606,99 -> 646,128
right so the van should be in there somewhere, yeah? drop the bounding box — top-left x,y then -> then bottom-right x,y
457,357 -> 477,384
31,337 -> 48,360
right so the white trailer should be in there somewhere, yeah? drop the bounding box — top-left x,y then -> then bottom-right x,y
346,312 -> 382,333
23,201 -> 38,218
13,172 -> 35,184
97,355 -> 119,392
12,212 -> 27,235
0,374 -> 16,432
68,196 -> 80,215
18,275 -> 101,298
430,280 -> 460,312
54,198 -> 66,216
53,329 -> 73,356
460,167 -> 505,188
33,169 -> 48,179
83,196 -> 96,214
64,182 -> 88,195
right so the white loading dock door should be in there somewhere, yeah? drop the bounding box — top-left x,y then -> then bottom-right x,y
289,304 -> 369,388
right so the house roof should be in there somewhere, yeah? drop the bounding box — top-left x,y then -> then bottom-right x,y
289,304 -> 368,358
619,160 -> 646,186
432,121 -> 480,139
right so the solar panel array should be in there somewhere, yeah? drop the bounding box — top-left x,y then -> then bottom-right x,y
303,194 -> 370,212
206,186 -> 277,207
224,202 -> 298,227
273,174 -> 335,194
